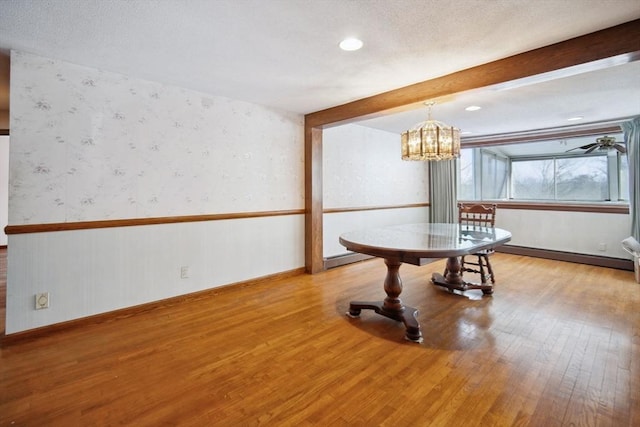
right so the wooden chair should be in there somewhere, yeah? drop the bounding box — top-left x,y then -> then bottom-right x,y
454,202 -> 498,285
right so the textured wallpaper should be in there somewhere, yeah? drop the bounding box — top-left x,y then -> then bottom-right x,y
9,51 -> 304,224
323,124 -> 429,208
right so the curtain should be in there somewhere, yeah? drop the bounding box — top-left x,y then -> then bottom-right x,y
428,159 -> 457,223
622,117 -> 640,242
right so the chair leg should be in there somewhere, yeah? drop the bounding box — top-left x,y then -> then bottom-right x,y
477,255 -> 486,285
485,255 -> 495,284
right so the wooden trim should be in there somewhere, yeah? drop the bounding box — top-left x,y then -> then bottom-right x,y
497,245 -> 634,271
304,20 -> 640,274
321,200 -> 627,215
324,252 -> 373,269
4,209 -> 305,235
324,202 -> 429,214
0,129 -> 8,136
1,267 -> 306,345
474,201 -> 629,214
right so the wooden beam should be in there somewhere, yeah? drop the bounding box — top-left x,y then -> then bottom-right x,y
306,19 -> 640,128
304,19 -> 640,274
305,125 -> 324,273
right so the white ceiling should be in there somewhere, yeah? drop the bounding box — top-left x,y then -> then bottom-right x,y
358,59 -> 640,136
0,0 -> 639,136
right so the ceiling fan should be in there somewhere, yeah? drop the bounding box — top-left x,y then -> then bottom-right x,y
566,136 -> 627,154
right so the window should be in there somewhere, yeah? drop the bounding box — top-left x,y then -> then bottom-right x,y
481,150 -> 508,199
458,134 -> 629,203
619,154 -> 629,200
458,148 -> 508,200
511,158 -> 554,200
459,149 -> 474,200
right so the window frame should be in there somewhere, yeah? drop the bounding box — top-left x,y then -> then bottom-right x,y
508,151 -> 623,202
457,123 -> 630,214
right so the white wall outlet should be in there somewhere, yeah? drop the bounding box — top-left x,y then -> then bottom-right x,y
598,243 -> 607,252
180,266 -> 189,279
35,292 -> 50,310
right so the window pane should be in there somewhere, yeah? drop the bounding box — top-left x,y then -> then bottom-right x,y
495,156 -> 508,199
481,151 -> 495,199
556,156 -> 607,201
619,154 -> 629,201
480,151 -> 508,199
458,149 -> 475,200
512,159 -> 554,199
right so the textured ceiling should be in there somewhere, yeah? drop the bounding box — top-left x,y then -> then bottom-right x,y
0,0 -> 639,135
359,59 -> 640,136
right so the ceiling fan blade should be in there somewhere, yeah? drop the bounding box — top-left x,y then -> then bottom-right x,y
566,143 -> 597,152
585,145 -> 599,154
614,144 -> 627,154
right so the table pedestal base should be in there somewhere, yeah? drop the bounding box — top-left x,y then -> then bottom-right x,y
347,301 -> 423,343
346,258 -> 423,343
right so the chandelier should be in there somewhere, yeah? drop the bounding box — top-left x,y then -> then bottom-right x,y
401,102 -> 461,161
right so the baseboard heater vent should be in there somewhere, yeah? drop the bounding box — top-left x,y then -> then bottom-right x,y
496,245 -> 634,271
325,246 -> 634,272
324,252 -> 373,269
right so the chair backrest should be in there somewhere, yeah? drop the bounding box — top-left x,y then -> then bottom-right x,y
458,202 -> 497,227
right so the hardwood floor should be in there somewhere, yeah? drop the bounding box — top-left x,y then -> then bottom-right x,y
1,250 -> 638,426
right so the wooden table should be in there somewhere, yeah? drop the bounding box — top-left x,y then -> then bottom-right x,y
339,223 -> 512,343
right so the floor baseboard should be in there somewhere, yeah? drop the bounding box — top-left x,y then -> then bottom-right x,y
496,245 -> 634,271
327,245 -> 634,272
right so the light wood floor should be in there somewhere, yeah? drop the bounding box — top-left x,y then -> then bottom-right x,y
1,249 -> 639,426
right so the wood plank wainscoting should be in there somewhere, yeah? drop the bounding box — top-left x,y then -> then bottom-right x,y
1,247 -> 638,425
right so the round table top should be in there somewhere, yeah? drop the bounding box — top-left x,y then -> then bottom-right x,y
339,223 -> 512,260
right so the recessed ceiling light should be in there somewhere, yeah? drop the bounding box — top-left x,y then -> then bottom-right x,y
567,116 -> 584,121
339,37 -> 363,51
465,105 -> 481,111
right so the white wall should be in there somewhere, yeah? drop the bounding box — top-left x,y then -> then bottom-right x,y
7,51 -> 304,334
9,51 -> 303,223
498,208 -> 631,259
0,135 -> 8,246
324,207 -> 429,257
322,124 -> 429,257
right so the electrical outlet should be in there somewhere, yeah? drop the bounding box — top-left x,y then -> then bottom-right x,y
180,266 -> 189,279
35,292 -> 50,310
598,243 -> 607,252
